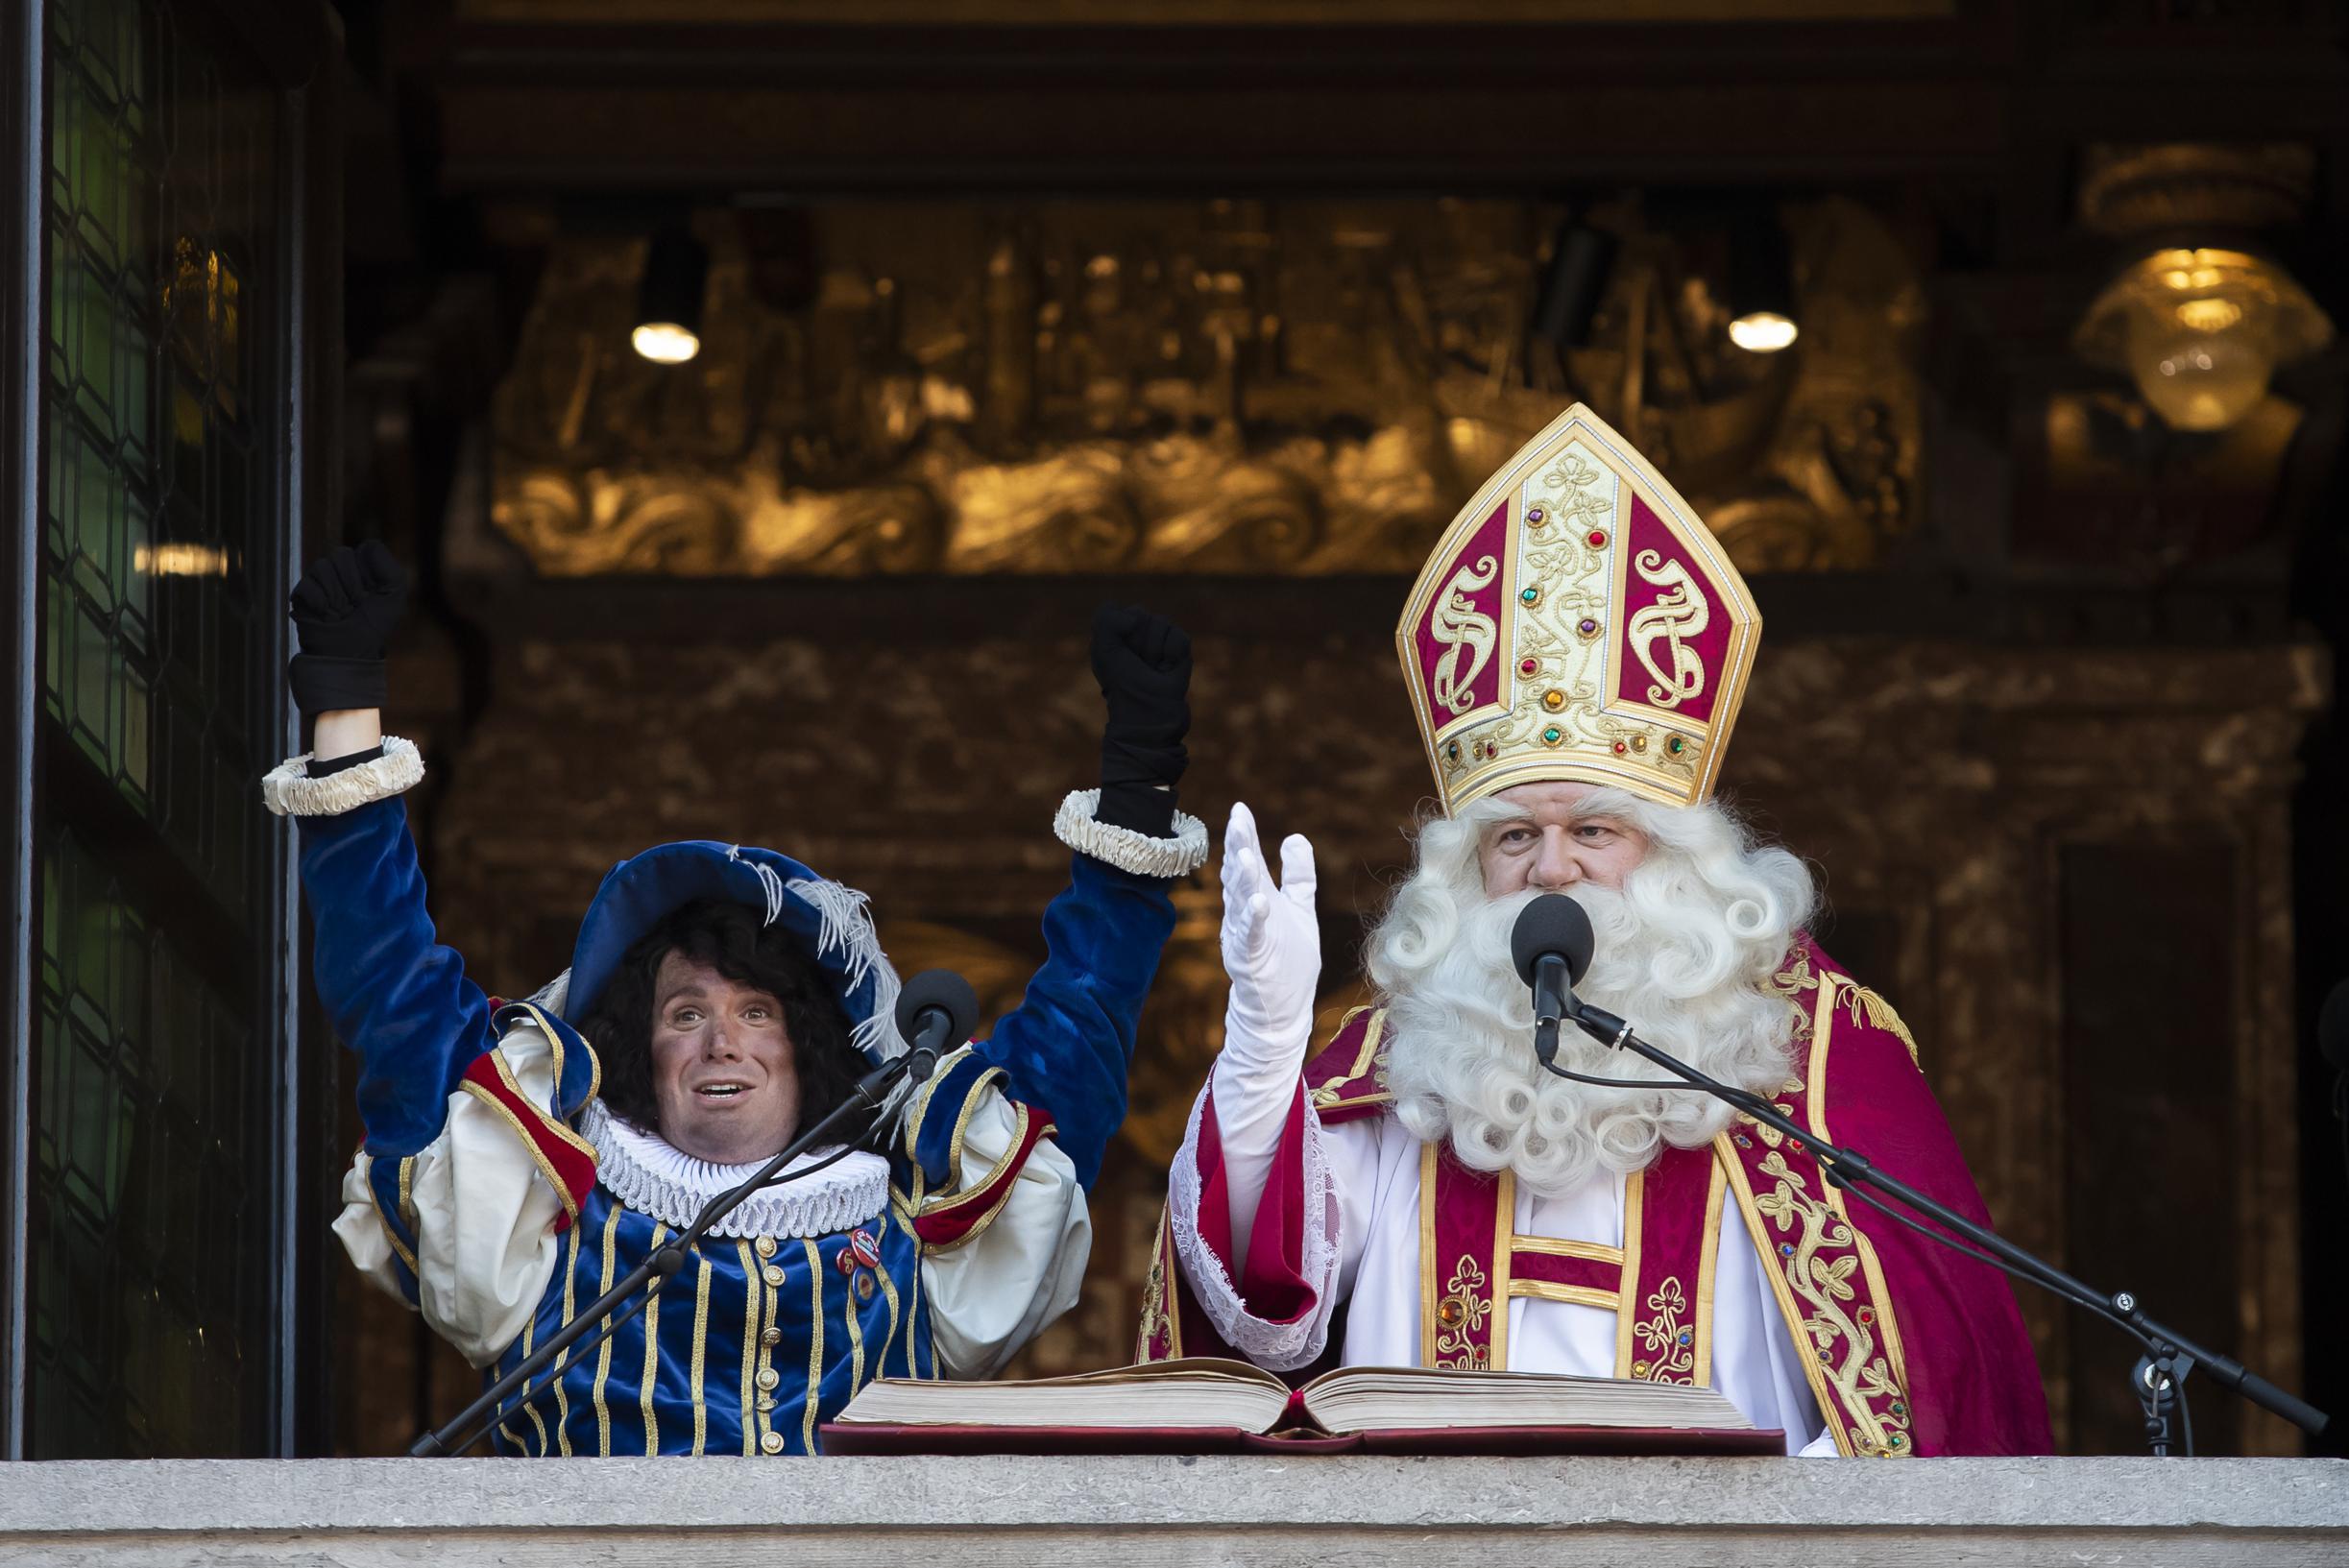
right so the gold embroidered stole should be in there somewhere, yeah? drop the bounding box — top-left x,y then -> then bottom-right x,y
1716,960 -> 1918,1458
1417,1091 -> 1916,1456
1417,1140 -> 1722,1380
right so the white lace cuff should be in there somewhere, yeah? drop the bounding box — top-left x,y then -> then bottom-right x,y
1053,787 -> 1209,879
262,736 -> 425,817
1167,1082 -> 1340,1373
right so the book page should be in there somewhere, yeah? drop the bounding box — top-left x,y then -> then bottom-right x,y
833,1358 -> 1292,1432
1299,1366 -> 1755,1435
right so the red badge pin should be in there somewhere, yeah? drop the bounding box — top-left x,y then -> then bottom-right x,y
848,1228 -> 884,1270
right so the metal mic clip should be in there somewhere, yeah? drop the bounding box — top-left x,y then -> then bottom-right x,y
1534,1014 -> 1562,1067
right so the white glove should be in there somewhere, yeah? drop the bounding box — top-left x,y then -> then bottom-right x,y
1219,801 -> 1321,1075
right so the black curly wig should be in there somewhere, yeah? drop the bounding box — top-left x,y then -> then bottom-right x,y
579,897 -> 868,1145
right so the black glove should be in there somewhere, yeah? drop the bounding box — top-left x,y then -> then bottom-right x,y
1092,603 -> 1192,837
286,541 -> 409,714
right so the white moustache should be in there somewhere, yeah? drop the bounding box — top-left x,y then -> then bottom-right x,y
1369,859 -> 1802,1200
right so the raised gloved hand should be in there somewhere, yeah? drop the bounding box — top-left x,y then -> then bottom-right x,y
286,541 -> 409,714
1218,801 -> 1320,1073
1091,602 -> 1192,837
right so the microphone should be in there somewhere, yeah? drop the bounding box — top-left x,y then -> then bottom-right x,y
1510,895 -> 1595,1067
893,968 -> 980,1083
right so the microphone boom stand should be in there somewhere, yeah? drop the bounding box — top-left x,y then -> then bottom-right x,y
409,1046 -> 936,1458
1553,1000 -> 2330,1453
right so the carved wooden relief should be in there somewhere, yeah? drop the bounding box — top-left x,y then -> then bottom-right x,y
488,198 -> 1924,578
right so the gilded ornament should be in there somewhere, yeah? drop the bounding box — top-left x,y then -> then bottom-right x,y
482,199 -> 1918,581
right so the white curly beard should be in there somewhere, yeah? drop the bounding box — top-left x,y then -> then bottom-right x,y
1368,792 -> 1815,1201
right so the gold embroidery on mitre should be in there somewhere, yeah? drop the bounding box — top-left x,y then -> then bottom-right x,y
1395,402 -> 1761,814
1627,551 -> 1711,710
1429,555 -> 1502,715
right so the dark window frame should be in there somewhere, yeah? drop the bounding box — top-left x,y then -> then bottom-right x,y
0,0 -> 338,1459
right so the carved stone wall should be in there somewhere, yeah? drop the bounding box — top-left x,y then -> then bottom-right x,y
344,604 -> 2319,1456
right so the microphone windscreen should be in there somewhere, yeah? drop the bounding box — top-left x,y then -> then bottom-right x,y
1510,895 -> 1595,988
2321,978 -> 2349,1073
894,968 -> 981,1048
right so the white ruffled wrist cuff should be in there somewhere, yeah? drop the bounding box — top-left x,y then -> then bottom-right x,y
261,736 -> 425,817
1053,787 -> 1209,880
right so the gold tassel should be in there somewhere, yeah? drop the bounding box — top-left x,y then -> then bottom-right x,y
1843,985 -> 1922,1068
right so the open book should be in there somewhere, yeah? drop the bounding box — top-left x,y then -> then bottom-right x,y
822,1358 -> 1781,1457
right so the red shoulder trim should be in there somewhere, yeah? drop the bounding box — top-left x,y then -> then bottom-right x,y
458,1051 -> 598,1232
911,1101 -> 1055,1249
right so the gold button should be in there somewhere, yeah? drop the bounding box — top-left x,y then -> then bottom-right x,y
1632,1359 -> 1652,1379
757,1367 -> 780,1391
754,1236 -> 778,1259
760,1431 -> 785,1455
761,1327 -> 782,1347
763,1265 -> 786,1288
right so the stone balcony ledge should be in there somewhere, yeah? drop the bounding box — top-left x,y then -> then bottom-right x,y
1,1455 -> 2344,1566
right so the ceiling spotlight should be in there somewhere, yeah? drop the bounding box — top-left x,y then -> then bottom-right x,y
1727,312 -> 1799,353
1530,219 -> 1619,350
633,224 -> 709,365
1726,205 -> 1799,354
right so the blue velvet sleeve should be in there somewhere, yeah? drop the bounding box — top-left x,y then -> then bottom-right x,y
973,853 -> 1177,1190
300,795 -> 497,1157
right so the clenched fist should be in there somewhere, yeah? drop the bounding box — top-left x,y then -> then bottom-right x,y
1091,603 -> 1193,836
286,541 -> 409,714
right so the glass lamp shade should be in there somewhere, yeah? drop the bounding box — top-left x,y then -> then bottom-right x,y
2076,248 -> 2334,432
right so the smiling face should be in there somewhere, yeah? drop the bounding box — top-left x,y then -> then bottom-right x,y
1476,779 -> 1652,896
647,952 -> 803,1166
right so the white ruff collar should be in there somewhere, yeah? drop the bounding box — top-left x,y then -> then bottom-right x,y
578,1098 -> 890,1239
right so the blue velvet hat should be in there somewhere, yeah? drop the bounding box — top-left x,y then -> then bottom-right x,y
557,840 -> 905,1066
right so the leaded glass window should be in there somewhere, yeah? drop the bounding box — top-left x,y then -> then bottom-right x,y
26,0 -> 285,1458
